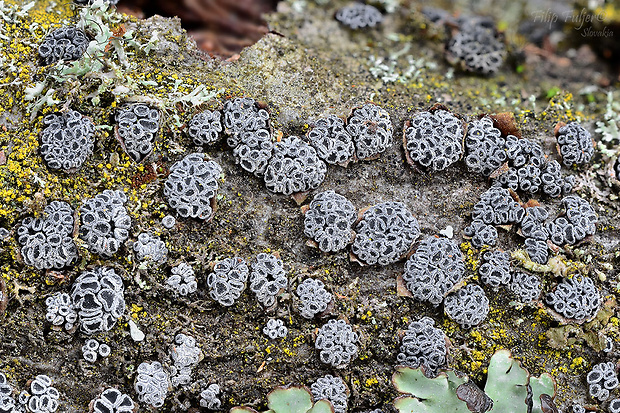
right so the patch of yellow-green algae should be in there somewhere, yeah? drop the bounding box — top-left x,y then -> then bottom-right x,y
0,0 -> 619,411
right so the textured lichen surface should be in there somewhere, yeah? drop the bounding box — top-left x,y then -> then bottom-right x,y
0,0 -> 619,411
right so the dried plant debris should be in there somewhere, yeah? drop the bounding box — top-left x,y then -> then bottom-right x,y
167,262 -> 197,296
464,116 -> 506,176
199,384 -> 221,410
80,190 -> 131,257
547,195 -> 597,246
115,104 -> 160,163
478,250 -> 510,289
92,388 -> 135,413
463,219 -> 498,248
404,110 -> 464,172
335,3 -> 383,29
545,275 -> 601,322
133,232 -> 168,264
71,267 -> 125,334
207,257 -> 249,306
352,201 -> 420,266
296,278 -> 332,319
187,109 -> 223,146
134,362 -> 169,408
446,19 -> 505,75
494,135 -> 575,197
471,186 -> 524,225
170,334 -> 202,387
232,129 -> 274,176
402,236 -> 465,307
347,103 -> 393,160
45,292 -> 77,331
19,375 -> 60,413
164,153 -> 222,220
17,201 -> 78,270
509,271 -> 542,302
307,115 -> 355,166
263,318 -> 288,339
304,191 -> 356,253
587,361 -> 618,401
249,253 -> 288,308
264,136 -> 327,196
444,284 -> 489,329
38,26 -> 89,65
397,317 -> 448,376
81,339 -> 111,363
223,97 -> 270,139
310,375 -> 348,413
40,110 -> 95,171
556,122 -> 594,167
315,319 -> 359,368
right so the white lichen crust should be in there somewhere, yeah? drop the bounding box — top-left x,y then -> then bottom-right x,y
587,362 -> 618,401
304,191 -> 356,252
133,232 -> 168,264
17,201 -> 78,270
115,104 -> 160,163
71,267 -> 125,334
80,190 -> 131,257
464,116 -> 506,176
296,278 -> 332,319
40,110 -> 95,171
232,129 -> 274,176
38,26 -> 89,65
207,257 -> 249,307
546,275 -> 601,321
187,109 -> 223,146
347,103 -> 393,160
352,201 -> 420,265
249,253 -> 288,308
167,263 -> 197,296
223,97 -> 269,139
170,334 -> 201,387
199,384 -> 221,410
335,4 -> 383,29
92,388 -> 135,413
315,319 -> 358,368
134,362 -> 169,408
164,153 -> 222,220
402,237 -> 465,307
310,375 -> 348,413
556,122 -> 594,166
546,196 -> 597,246
444,284 -> 489,329
307,115 -> 355,165
446,20 -> 505,75
45,292 -> 77,331
264,136 -> 327,195
20,375 -> 60,413
397,317 -> 447,376
404,110 -> 464,172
